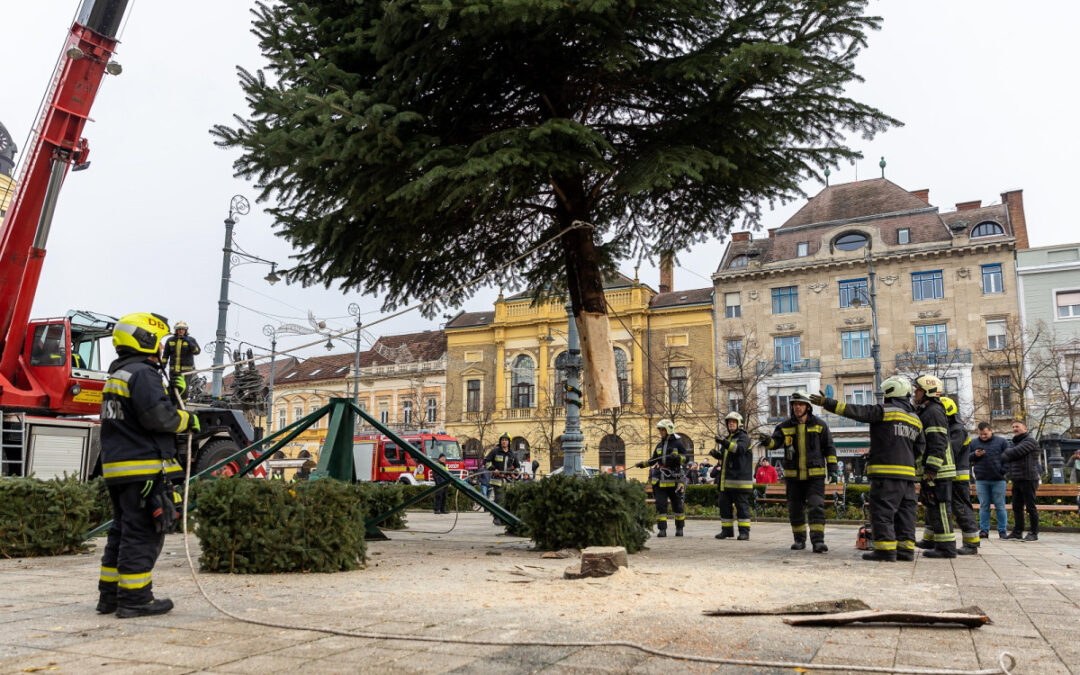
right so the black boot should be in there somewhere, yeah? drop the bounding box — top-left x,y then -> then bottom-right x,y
790,539 -> 806,550
715,528 -> 734,540
737,529 -> 750,541
915,539 -> 934,550
812,541 -> 828,553
95,594 -> 117,614
657,523 -> 667,538
675,526 -> 684,537
896,550 -> 915,562
923,546 -> 957,559
862,549 -> 897,562
116,597 -> 174,619
956,545 -> 979,555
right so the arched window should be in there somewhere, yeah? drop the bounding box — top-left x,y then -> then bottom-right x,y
554,351 -> 569,394
599,434 -> 626,472
971,221 -> 1004,238
463,438 -> 483,461
728,255 -> 748,269
834,232 -> 868,252
613,347 -> 630,405
676,434 -> 695,462
512,437 -> 530,463
511,354 -> 535,408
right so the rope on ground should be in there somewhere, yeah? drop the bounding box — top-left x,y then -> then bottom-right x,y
177,440 -> 1017,674
181,221 -> 592,378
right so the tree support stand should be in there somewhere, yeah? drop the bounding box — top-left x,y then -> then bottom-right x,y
85,398 -> 519,540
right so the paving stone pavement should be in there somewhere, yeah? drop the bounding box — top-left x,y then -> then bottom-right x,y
1,514 -> 1078,674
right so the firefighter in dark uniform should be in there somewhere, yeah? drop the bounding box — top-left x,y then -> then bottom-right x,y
913,375 -> 958,558
811,377 -> 922,562
711,412 -> 753,540
636,419 -> 687,537
160,321 -> 200,398
942,396 -> 979,554
483,433 -> 520,522
97,313 -> 199,617
758,391 -> 836,553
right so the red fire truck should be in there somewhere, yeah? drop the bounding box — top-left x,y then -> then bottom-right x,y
352,432 -> 466,484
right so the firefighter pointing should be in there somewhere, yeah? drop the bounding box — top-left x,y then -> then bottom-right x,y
97,313 -> 199,618
636,419 -> 687,537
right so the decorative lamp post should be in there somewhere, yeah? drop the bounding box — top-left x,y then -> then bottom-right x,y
348,303 -> 363,408
560,303 -> 584,476
850,248 -> 883,403
262,324 -> 278,432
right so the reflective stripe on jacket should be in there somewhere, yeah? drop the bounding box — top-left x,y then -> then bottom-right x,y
917,399 -> 955,479
765,414 -> 836,480
716,429 -> 753,491
824,397 -> 921,481
948,417 -> 972,481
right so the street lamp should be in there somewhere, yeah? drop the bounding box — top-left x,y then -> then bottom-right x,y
262,325 -> 278,432
560,303 -> 584,476
211,195 -> 282,398
348,303 -> 363,409
847,249 -> 883,403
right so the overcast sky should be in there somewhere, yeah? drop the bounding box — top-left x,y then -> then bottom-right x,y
3,1 -> 1078,371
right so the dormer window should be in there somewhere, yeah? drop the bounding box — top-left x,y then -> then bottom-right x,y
971,221 -> 1004,238
797,242 -> 809,257
728,255 -> 748,269
834,232 -> 868,252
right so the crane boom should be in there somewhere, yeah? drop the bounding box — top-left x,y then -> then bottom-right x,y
0,0 -> 129,410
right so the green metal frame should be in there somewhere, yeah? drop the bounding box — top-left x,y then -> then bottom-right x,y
84,397 -> 519,540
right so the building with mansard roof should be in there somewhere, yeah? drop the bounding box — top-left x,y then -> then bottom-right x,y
714,178 -> 1028,473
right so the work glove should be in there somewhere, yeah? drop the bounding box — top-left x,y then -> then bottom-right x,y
147,485 -> 179,534
757,433 -> 772,447
181,411 -> 200,433
171,374 -> 186,395
708,448 -> 722,461
808,393 -> 825,407
714,434 -> 724,444
634,461 -> 646,469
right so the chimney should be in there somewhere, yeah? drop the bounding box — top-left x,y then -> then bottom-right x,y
910,188 -> 930,203
659,251 -> 674,294
731,232 -> 751,242
955,200 -> 982,211
1001,190 -> 1029,249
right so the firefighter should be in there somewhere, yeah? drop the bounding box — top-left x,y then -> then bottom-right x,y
635,419 -> 687,537
97,313 -> 199,617
160,321 -> 200,398
711,411 -> 753,540
758,392 -> 836,553
811,377 -> 922,562
913,375 -> 958,558
483,433 -> 520,522
942,396 -> 979,554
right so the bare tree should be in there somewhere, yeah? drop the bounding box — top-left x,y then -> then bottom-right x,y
972,318 -> 1054,432
642,346 -> 720,460
717,324 -> 771,434
1024,328 -> 1080,438
529,382 -> 565,471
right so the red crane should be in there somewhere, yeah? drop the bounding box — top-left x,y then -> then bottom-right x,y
0,0 -> 130,417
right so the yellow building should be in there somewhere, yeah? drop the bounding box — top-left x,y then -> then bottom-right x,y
444,272 -> 717,481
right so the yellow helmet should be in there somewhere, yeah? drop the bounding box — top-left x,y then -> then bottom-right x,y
941,396 -> 958,417
914,374 -> 944,398
113,313 -> 170,354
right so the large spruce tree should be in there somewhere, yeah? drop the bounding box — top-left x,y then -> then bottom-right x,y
214,0 -> 897,403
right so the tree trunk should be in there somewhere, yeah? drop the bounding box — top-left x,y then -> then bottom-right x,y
558,189 -> 620,410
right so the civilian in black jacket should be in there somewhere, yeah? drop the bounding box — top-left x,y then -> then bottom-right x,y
1001,419 -> 1040,541
970,422 -> 1010,538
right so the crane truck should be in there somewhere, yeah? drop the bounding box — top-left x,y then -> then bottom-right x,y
0,0 -> 255,481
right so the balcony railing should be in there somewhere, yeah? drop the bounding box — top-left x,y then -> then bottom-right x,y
991,408 -> 1014,419
464,411 -> 484,422
894,349 -> 972,367
507,407 -> 534,419
756,359 -> 821,376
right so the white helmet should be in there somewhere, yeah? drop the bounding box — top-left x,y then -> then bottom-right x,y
656,418 -> 674,434
881,375 -> 912,399
174,320 -> 189,331
723,411 -> 744,427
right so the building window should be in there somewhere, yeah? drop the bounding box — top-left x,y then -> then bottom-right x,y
986,320 -> 1007,351
668,366 -> 688,404
510,354 -> 535,408
402,400 -> 413,426
797,242 -> 809,257
614,347 -> 630,405
943,377 -> 959,397
898,228 -> 910,244
293,405 -> 303,422
426,397 -> 438,424
729,255 -> 748,269
982,264 -> 1004,294
990,376 -> 1012,417
768,386 -> 801,420
466,379 -> 481,412
277,409 -> 286,430
727,390 -> 744,415
915,323 -> 948,354
1057,290 -> 1080,319
838,278 -> 868,308
844,383 -> 875,405
554,351 -> 569,393
771,286 -> 799,314
724,292 -> 741,319
911,270 -> 944,301
841,330 -> 872,359
834,232 -> 868,251
726,339 -> 743,367
971,221 -> 1004,238
598,435 -> 626,472
773,335 -> 802,365
379,407 -> 389,425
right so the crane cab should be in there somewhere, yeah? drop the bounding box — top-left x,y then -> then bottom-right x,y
14,310 -> 113,416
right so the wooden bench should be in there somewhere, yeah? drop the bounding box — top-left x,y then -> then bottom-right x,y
754,482 -> 847,518
912,481 -> 1078,513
